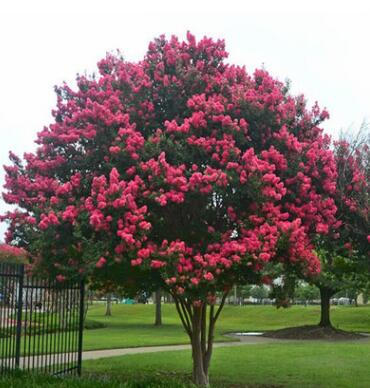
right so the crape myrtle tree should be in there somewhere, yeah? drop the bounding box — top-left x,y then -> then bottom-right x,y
2,33 -> 339,385
312,132 -> 370,327
0,243 -> 28,264
0,244 -> 28,307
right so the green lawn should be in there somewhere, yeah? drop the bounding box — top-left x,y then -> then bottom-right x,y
3,304 -> 370,387
83,342 -> 370,387
3,304 -> 369,356
82,303 -> 370,351
4,341 -> 370,387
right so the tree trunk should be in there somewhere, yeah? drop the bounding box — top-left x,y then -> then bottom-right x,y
192,340 -> 209,385
83,297 -> 89,321
191,306 -> 209,386
105,293 -> 112,317
154,288 -> 162,326
89,290 -> 94,305
171,291 -> 229,386
319,287 -> 333,327
233,285 -> 237,305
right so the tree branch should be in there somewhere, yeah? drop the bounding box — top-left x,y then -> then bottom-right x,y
183,298 -> 194,321
171,293 -> 192,337
214,290 -> 229,323
179,298 -> 193,336
200,302 -> 207,357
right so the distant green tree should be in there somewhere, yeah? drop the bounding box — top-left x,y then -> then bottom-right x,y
294,283 -> 320,305
91,261 -> 162,320
239,285 -> 253,302
250,286 -> 268,303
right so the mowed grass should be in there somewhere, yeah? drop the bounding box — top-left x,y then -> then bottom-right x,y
82,342 -> 370,387
4,341 -> 370,387
83,303 -> 370,351
4,304 -> 370,387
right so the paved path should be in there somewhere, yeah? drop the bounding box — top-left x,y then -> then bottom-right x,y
81,336 -> 281,361
81,332 -> 370,361
0,336 -> 284,369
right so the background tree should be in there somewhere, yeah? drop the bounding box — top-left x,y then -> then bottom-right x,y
238,285 -> 252,304
311,129 -> 369,327
334,287 -> 359,305
231,284 -> 253,305
2,33 -> 338,385
0,244 -> 28,307
0,243 -> 28,264
250,285 -> 269,304
90,260 -> 162,320
294,282 -> 320,305
92,283 -> 118,316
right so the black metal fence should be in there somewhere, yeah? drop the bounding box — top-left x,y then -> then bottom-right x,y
0,262 -> 84,376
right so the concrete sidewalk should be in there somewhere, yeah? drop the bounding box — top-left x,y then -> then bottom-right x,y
1,336 -> 280,369
81,332 -> 370,361
82,338 -> 263,361
5,334 -> 367,368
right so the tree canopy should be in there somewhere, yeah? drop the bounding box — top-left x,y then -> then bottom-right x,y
2,33 -> 344,385
311,132 -> 369,326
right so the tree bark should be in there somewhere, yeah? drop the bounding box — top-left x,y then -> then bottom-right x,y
191,305 -> 209,385
105,293 -> 112,316
89,290 -> 94,305
233,285 -> 238,305
319,287 -> 334,327
154,288 -> 162,326
171,291 -> 229,386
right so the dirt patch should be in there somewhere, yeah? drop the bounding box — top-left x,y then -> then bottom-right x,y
262,325 -> 367,341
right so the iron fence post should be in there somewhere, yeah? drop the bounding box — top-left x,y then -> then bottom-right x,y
15,264 -> 24,369
77,279 -> 85,376
1,262 -> 84,377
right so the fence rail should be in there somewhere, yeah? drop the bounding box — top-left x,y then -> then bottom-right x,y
0,262 -> 84,376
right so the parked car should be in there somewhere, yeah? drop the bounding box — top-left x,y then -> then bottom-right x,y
121,298 -> 135,305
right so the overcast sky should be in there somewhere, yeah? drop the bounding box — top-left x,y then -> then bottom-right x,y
1,0 -> 369,240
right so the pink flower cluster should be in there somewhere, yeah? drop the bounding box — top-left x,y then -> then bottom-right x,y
0,244 -> 27,260
2,32 -> 348,297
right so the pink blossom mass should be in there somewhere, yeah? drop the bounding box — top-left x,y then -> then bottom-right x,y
2,31 -> 362,386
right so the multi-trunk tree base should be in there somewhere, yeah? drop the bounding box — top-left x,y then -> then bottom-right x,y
171,292 -> 229,386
